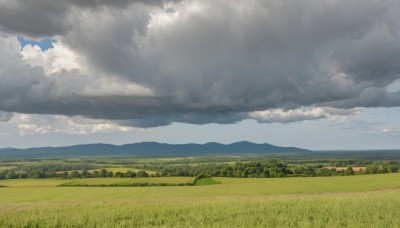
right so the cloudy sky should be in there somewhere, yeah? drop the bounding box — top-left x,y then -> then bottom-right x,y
1,0 -> 400,150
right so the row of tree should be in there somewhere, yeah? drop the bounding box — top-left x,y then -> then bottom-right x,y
0,169 -> 153,180
61,169 -> 152,179
154,160 -> 400,178
1,160 -> 399,180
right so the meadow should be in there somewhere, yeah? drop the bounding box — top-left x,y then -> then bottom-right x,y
0,177 -> 196,187
1,173 -> 400,227
55,167 -> 157,175
61,177 -> 195,186
88,167 -> 157,175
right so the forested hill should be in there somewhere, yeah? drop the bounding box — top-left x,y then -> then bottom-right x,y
0,141 -> 311,157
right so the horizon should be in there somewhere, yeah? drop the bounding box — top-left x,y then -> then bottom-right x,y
2,140 -> 400,151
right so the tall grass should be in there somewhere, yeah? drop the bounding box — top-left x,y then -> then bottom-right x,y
1,190 -> 399,227
1,174 -> 400,227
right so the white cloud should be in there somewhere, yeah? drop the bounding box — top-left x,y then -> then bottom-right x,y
9,113 -> 135,136
21,41 -> 83,74
53,115 -> 134,135
18,124 -> 52,136
381,128 -> 400,137
19,39 -> 155,98
248,107 -> 364,123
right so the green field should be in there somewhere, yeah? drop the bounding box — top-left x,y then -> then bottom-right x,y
88,167 -> 157,174
0,177 -> 196,187
61,177 -> 195,186
56,167 -> 158,175
0,179 -> 69,187
1,174 -> 400,227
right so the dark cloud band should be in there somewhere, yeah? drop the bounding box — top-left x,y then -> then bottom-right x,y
1,0 -> 400,127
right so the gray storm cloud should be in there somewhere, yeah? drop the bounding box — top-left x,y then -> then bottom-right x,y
0,0 -> 174,37
1,0 -> 400,127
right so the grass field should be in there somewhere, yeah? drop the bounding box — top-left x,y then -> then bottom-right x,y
1,174 -> 400,227
88,167 -> 157,175
0,178 -> 72,187
0,177 -> 196,187
55,167 -> 157,175
61,177 -> 195,186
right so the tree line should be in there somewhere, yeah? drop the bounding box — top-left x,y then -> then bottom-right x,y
0,159 -> 399,180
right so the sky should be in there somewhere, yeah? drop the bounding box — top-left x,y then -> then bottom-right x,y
1,0 -> 400,150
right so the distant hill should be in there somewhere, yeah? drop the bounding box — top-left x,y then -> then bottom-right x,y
0,141 -> 311,157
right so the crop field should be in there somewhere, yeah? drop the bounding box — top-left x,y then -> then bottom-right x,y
1,191 -> 400,227
1,173 -> 400,227
0,177 -> 196,187
56,167 -> 157,175
88,167 -> 157,175
0,179 -> 69,187
61,177 -> 195,186
323,166 -> 366,172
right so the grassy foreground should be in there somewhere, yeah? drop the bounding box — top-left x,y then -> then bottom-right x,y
1,174 -> 400,227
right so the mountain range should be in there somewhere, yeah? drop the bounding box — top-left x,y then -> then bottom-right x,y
0,141 -> 311,157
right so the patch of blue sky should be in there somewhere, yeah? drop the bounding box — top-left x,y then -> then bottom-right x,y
17,36 -> 54,51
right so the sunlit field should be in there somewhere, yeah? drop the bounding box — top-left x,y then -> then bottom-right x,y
61,177 -> 195,186
1,174 -> 400,227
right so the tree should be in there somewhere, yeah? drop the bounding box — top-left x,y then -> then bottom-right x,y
262,168 -> 270,178
31,171 -> 45,179
344,167 -> 354,176
6,171 -> 17,179
100,169 -> 107,177
137,171 -> 149,177
62,171 -> 69,179
82,169 -> 91,178
70,170 -> 81,179
389,166 -> 398,173
294,167 -> 305,175
18,172 -> 28,179
366,166 -> 378,174
113,172 -> 124,178
92,170 -> 100,177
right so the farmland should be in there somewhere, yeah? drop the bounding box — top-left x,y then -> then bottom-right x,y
60,177 -> 195,186
0,177 -> 196,187
1,154 -> 400,227
1,174 -> 400,227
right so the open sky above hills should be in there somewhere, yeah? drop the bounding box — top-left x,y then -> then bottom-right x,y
1,0 -> 400,150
